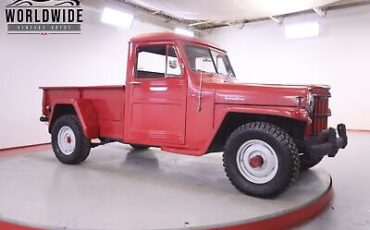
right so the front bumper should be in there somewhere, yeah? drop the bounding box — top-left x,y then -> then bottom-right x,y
305,124 -> 348,158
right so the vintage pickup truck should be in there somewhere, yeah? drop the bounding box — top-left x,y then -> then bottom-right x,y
40,33 -> 347,198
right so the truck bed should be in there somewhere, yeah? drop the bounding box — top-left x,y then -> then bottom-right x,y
40,85 -> 125,140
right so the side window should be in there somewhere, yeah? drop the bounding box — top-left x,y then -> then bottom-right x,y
136,45 -> 181,79
137,45 -> 166,79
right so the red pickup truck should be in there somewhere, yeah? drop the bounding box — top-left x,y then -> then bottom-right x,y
40,33 -> 347,198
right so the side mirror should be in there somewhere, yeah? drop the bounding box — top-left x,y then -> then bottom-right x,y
169,60 -> 178,69
202,57 -> 212,62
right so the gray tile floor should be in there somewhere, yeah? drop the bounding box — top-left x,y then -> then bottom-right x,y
0,138 -> 334,229
297,132 -> 370,230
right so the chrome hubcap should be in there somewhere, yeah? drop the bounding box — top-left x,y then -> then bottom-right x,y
236,139 -> 279,184
57,126 -> 76,155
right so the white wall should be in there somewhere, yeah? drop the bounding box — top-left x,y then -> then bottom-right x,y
1,3 -> 369,149
0,3 -> 168,149
205,5 -> 370,130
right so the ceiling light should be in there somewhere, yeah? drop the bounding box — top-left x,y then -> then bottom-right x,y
101,7 -> 134,29
174,28 -> 195,37
284,22 -> 319,40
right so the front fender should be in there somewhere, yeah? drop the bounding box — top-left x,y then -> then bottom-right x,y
194,105 -> 311,155
215,105 -> 310,123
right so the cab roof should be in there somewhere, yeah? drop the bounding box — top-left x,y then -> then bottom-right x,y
130,32 -> 225,52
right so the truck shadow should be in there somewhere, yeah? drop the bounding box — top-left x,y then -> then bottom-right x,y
29,147 -> 321,199
118,149 -> 241,195
123,150 -> 160,170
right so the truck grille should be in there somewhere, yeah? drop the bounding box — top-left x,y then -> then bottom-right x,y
312,95 -> 330,134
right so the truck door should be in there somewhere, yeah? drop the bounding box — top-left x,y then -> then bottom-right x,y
125,44 -> 186,146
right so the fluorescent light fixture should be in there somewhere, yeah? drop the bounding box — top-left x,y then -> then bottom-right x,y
101,7 -> 134,29
175,28 -> 195,37
284,22 -> 319,40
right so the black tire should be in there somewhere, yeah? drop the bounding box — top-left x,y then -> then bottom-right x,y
130,144 -> 150,150
51,115 -> 91,164
223,122 -> 300,198
300,154 -> 323,171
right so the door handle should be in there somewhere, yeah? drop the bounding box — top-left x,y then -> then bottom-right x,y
130,81 -> 142,85
150,86 -> 168,92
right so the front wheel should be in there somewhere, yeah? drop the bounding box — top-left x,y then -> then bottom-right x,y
223,122 -> 300,198
51,115 -> 91,164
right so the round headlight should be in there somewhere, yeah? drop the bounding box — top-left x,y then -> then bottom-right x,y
306,92 -> 314,112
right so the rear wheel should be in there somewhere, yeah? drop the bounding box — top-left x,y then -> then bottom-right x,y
51,115 -> 91,164
223,122 -> 300,198
130,144 -> 150,150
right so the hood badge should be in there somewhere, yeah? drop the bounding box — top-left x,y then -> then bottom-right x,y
224,96 -> 245,101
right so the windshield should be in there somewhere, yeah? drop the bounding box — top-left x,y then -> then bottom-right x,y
185,45 -> 236,78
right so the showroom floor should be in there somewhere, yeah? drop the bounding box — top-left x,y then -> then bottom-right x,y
297,132 -> 370,230
0,132 -> 368,229
0,143 -> 331,229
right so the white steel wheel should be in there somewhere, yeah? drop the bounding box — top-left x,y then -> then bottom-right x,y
57,126 -> 76,155
51,115 -> 91,165
236,139 -> 279,184
224,122 -> 300,198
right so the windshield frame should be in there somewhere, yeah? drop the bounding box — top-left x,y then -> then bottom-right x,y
211,49 -> 236,78
184,43 -> 236,78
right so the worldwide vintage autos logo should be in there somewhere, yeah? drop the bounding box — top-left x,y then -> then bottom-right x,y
5,0 -> 83,35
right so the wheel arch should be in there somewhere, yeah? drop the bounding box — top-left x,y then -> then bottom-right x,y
207,112 -> 306,153
49,99 -> 99,139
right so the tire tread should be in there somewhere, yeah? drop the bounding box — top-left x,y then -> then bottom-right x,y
223,121 -> 300,197
51,114 -> 91,164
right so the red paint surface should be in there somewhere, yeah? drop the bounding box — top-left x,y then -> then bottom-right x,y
216,187 -> 334,230
249,155 -> 264,168
0,221 -> 41,230
0,143 -> 50,156
39,33 -> 331,155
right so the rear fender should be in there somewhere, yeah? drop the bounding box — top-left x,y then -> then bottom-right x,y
50,99 -> 99,139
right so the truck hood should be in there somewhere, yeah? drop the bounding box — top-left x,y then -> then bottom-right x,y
209,79 -> 330,107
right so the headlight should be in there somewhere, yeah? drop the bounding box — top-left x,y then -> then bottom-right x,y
306,92 -> 314,113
